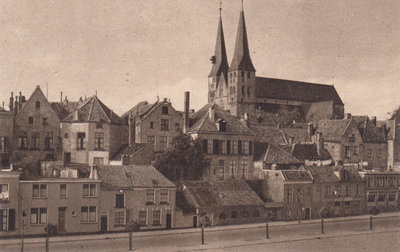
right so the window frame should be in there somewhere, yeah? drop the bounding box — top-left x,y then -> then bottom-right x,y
60,184 -> 67,198
146,189 -> 155,205
160,189 -> 169,205
83,183 -> 97,197
152,210 -> 161,226
32,184 -> 47,198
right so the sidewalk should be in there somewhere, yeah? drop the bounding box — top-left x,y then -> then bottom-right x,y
1,211 -> 399,246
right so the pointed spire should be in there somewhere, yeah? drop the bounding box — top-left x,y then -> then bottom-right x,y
229,5 -> 255,72
208,8 -> 229,79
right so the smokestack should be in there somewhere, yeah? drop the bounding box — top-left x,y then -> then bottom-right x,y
9,92 -> 14,112
183,91 -> 190,134
18,92 -> 22,110
371,116 -> 377,126
14,96 -> 19,114
316,132 -> 323,156
60,91 -> 63,106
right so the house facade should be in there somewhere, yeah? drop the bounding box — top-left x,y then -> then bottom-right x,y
188,104 -> 256,180
0,171 -> 20,237
97,165 -> 176,232
122,98 -> 183,153
0,109 -> 14,169
61,96 -> 128,166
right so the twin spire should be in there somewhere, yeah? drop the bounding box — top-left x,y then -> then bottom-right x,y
209,1 -> 255,79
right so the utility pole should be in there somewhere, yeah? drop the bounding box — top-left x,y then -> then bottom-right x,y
21,210 -> 26,252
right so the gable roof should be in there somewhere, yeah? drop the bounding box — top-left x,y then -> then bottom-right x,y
184,180 -> 264,208
63,96 -> 124,124
189,103 -> 254,135
255,77 -> 343,105
110,143 -> 153,161
316,119 -> 352,142
280,170 -> 313,182
97,165 -> 175,189
263,143 -> 302,165
251,127 -> 287,145
305,166 -> 339,183
285,143 -> 331,161
303,100 -> 335,122
17,86 -> 58,117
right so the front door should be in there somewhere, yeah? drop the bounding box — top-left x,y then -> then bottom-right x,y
305,208 -> 310,220
166,214 -> 172,229
58,207 -> 66,233
100,216 -> 108,233
193,216 -> 198,228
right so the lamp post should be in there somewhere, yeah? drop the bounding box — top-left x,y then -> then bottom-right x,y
21,210 -> 26,252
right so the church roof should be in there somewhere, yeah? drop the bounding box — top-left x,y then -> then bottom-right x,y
255,77 -> 343,105
209,16 -> 229,79
229,10 -> 255,72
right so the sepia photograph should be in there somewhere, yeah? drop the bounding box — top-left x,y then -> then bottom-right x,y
0,0 -> 399,251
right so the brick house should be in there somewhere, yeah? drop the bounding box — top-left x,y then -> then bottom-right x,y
306,166 -> 365,218
97,165 -> 176,232
122,98 -> 183,153
188,104 -> 256,180
0,171 -> 20,237
19,172 -> 101,235
13,86 -> 62,167
0,109 -> 14,169
262,170 -> 313,221
61,95 -> 128,166
177,180 -> 265,227
361,171 -> 400,213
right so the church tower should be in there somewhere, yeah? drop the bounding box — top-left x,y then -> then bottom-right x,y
227,3 -> 256,117
208,5 -> 229,108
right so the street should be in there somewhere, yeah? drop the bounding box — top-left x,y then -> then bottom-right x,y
1,215 -> 399,251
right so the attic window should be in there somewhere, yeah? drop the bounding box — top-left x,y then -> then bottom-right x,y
35,101 -> 40,109
162,106 -> 168,115
96,123 -> 103,129
152,179 -> 159,187
349,134 -> 356,142
216,119 -> 226,132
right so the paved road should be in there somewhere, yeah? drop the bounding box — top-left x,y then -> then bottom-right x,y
1,216 -> 399,251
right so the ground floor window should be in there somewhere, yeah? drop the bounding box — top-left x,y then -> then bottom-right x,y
81,206 -> 96,223
114,211 -> 125,226
388,193 -> 396,201
0,209 -> 7,231
138,211 -> 147,226
378,193 -> 385,202
93,157 -> 104,165
30,208 -> 47,224
152,210 -> 161,225
368,194 -> 376,202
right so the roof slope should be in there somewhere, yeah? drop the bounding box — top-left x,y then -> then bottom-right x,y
281,170 -> 313,182
286,143 -> 331,161
305,166 -> 339,183
184,180 -> 264,208
316,119 -> 351,142
304,100 -> 334,122
110,143 -> 153,161
263,143 -> 302,165
97,165 -> 175,188
255,77 -> 343,105
189,103 -> 254,135
63,96 -> 124,124
209,16 -> 229,78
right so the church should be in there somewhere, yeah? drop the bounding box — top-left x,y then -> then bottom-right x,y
208,4 -> 344,122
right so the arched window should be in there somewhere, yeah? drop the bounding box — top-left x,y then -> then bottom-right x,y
219,212 -> 226,220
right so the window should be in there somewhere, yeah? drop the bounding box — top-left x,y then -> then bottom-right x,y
388,193 -> 396,201
83,184 -> 96,197
247,72 -> 250,78
368,193 -> 376,202
116,194 -> 125,208
295,189 -> 303,203
114,212 -> 125,226
160,136 -> 168,151
219,212 -> 226,220
238,140 -> 242,154
213,140 -> 222,154
96,123 -> 103,129
81,206 -> 96,223
93,157 -> 104,165
247,87 -> 250,96
221,141 -> 226,154
345,146 -> 351,158
218,160 -> 225,180
226,140 -> 231,154
31,132 -> 40,150
249,141 -> 253,155
349,134 -> 356,142
150,121 -> 154,129
60,184 -> 67,198
44,132 -> 53,150
207,140 -> 212,154
64,133 -> 69,139
242,141 -> 249,155
35,101 -> 40,109
231,211 -> 237,219
346,185 -> 351,196
160,189 -> 168,204
0,137 -> 7,152
152,210 -> 161,225
29,116 -> 34,124
138,211 -> 147,225
356,185 -> 360,196
232,141 -> 238,154
202,139 -> 208,153
77,132 -> 86,149
32,184 -> 47,198
18,136 -> 27,150
0,209 -> 7,230
162,106 -> 168,115
161,119 -> 169,131
95,132 -> 104,150
378,193 -> 385,202
0,184 -> 9,201
241,160 -> 248,179
325,185 -> 331,198
146,189 -> 155,204
229,160 -> 237,179
147,135 -> 155,143
30,208 -> 47,224
254,210 -> 260,218
367,150 -> 372,159
242,211 -> 249,218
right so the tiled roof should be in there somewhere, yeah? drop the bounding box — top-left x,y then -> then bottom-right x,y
281,170 -> 313,182
97,165 -> 175,189
303,100 -> 334,122
63,96 -> 124,124
110,143 -> 153,161
184,180 -> 264,208
250,127 -> 287,145
287,143 -> 331,161
282,127 -> 312,144
189,103 -> 254,135
122,101 -> 156,120
316,119 -> 351,142
332,166 -> 364,183
253,142 -> 269,161
255,77 -> 343,105
305,166 -> 339,183
263,143 -> 302,165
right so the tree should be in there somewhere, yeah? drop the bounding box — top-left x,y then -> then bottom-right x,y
154,134 -> 209,181
390,105 -> 400,120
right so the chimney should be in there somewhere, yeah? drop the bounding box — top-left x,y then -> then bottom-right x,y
18,92 -> 23,110
209,105 -> 215,122
89,166 -> 99,180
371,116 -> 377,126
243,113 -> 249,121
60,91 -> 63,107
14,96 -> 19,114
307,123 -> 313,136
9,92 -> 14,112
316,132 -> 323,156
345,113 -> 351,119
183,91 -> 190,134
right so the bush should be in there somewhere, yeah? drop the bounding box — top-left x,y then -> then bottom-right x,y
44,224 -> 58,236
320,208 -> 330,218
371,207 -> 379,216
126,220 -> 141,232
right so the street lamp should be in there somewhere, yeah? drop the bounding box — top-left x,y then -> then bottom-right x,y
21,210 -> 26,252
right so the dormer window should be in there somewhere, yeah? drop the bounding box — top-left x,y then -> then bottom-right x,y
162,106 -> 168,115
35,101 -> 40,109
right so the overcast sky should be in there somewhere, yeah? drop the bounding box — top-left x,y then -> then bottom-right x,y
1,0 -> 399,119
